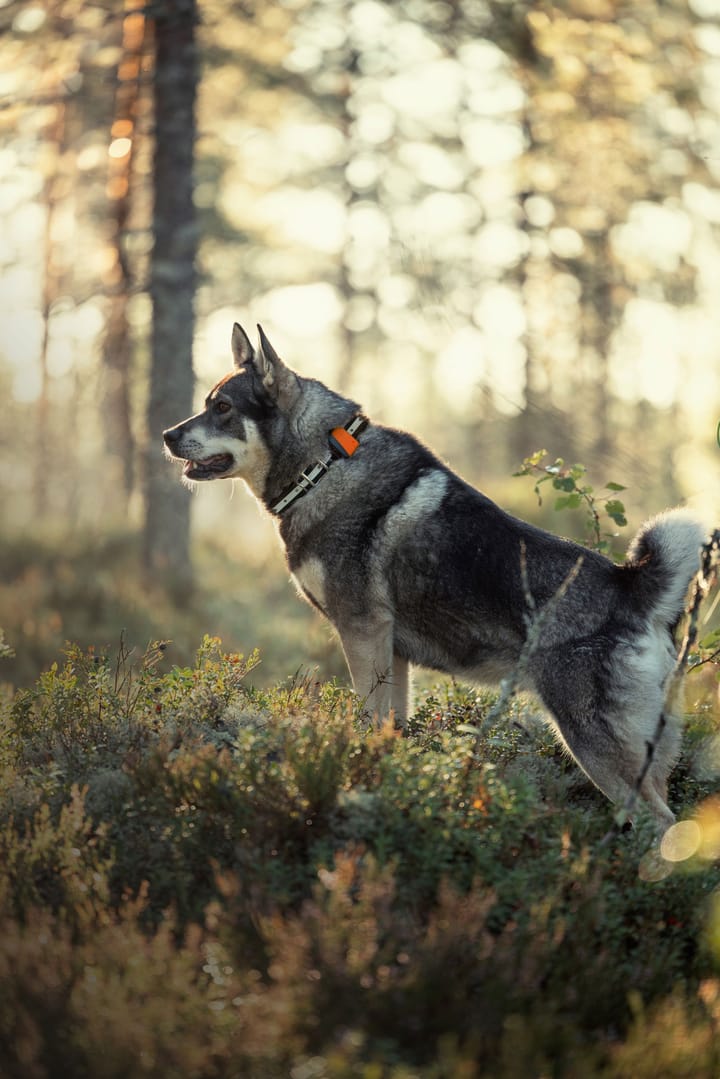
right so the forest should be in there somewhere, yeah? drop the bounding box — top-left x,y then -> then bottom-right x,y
2,0 -> 720,1075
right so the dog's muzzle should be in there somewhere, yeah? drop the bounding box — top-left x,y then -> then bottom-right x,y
163,425 -> 234,480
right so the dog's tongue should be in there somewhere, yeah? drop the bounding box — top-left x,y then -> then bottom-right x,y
183,453 -> 233,476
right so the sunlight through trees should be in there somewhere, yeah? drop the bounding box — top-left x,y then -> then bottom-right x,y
0,0 -> 719,550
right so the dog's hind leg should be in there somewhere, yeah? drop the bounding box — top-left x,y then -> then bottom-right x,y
636,710 -> 682,828
542,701 -> 677,830
533,648 -> 680,831
563,723 -> 678,831
599,632 -> 683,830
552,694 -> 682,828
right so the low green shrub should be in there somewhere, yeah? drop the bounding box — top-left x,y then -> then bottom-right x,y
0,635 -> 719,1076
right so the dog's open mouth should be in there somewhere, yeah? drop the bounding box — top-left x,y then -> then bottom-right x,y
183,454 -> 234,479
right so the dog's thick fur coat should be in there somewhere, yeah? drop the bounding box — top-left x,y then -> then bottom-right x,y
164,323 -> 706,828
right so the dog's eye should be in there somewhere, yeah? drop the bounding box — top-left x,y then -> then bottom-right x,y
214,400 -> 231,415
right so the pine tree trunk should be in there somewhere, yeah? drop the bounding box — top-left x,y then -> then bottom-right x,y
142,0 -> 198,596
36,98 -> 67,517
102,0 -> 148,506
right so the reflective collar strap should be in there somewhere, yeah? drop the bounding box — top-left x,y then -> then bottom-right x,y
271,414 -> 368,516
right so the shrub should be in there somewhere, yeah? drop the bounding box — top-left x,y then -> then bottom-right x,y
0,635 -> 719,1076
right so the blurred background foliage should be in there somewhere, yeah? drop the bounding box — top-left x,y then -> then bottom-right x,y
1,0 -> 720,686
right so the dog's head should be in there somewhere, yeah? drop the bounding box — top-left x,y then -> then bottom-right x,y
163,323 -> 299,485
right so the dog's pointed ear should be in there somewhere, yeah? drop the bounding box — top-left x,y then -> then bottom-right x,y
231,323 -> 255,369
256,324 -> 282,385
256,324 -> 299,404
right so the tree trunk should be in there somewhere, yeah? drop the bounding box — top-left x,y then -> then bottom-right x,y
142,0 -> 198,596
36,97 -> 67,517
583,232 -> 614,461
103,0 -> 148,506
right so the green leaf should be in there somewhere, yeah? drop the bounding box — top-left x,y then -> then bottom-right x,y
606,482 -> 627,492
553,477 -> 576,492
555,493 -> 582,511
699,628 -> 720,650
604,499 -> 626,517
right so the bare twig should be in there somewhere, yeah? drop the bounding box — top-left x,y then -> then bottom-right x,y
688,646 -> 720,672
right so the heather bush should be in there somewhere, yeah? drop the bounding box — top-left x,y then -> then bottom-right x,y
0,630 -> 719,1076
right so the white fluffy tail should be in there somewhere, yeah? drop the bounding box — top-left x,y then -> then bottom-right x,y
625,508 -> 707,628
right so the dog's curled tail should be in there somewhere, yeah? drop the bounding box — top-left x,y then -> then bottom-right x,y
624,508 -> 707,629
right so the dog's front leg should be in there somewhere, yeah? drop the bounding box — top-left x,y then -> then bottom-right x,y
390,654 -> 411,728
338,618 -> 397,724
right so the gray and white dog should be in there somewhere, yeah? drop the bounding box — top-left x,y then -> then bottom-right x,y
164,322 -> 706,828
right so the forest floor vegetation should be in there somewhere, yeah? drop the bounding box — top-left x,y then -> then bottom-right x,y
1,628 -> 720,1077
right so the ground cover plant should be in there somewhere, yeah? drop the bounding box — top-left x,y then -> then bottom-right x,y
1,628 -> 720,1078
1,463 -> 720,1077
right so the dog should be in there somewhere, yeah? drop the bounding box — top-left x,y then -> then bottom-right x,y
164,322 -> 706,828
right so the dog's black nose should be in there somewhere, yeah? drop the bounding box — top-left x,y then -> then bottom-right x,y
163,425 -> 182,447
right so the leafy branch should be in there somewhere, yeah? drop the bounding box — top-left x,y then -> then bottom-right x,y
514,449 -> 627,557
